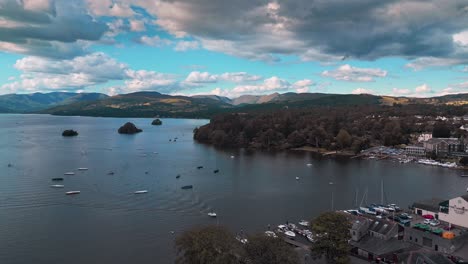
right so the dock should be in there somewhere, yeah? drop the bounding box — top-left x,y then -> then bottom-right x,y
283,238 -> 311,250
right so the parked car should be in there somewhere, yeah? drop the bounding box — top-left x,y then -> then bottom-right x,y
424,219 -> 432,225
429,220 -> 440,226
400,213 -> 413,219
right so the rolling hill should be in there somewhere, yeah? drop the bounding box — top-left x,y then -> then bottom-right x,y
0,92 -> 108,113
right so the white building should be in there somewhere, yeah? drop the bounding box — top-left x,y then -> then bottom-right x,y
413,195 -> 468,229
417,133 -> 432,142
439,195 -> 468,229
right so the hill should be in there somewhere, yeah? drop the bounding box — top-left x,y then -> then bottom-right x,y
0,92 -> 108,113
41,91 -> 233,118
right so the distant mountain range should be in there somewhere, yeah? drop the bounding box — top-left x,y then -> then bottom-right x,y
2,91 -> 468,118
0,92 -> 108,113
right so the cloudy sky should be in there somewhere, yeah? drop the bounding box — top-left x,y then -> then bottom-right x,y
0,0 -> 467,98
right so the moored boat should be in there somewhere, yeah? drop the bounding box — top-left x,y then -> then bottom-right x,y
64,172 -> 75,175
181,185 -> 193,190
284,230 -> 296,238
50,185 -> 64,188
66,191 -> 80,195
207,212 -> 217,217
134,190 -> 148,194
298,220 -> 310,227
52,177 -> 64,181
78,168 -> 88,171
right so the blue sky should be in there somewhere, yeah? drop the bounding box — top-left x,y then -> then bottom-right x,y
0,0 -> 467,98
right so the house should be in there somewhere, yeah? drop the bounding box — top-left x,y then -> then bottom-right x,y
405,145 -> 425,156
417,133 -> 432,142
347,215 -> 409,262
412,198 -> 446,219
422,138 -> 462,156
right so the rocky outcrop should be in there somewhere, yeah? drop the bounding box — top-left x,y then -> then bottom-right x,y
118,122 -> 142,134
62,129 -> 78,137
151,118 -> 162,125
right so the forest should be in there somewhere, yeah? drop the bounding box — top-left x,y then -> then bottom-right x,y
193,104 -> 468,153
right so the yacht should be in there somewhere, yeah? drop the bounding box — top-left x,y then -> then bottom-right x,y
298,220 -> 310,227
50,185 -> 64,188
284,230 -> 296,238
78,168 -> 88,171
134,190 -> 148,194
207,212 -> 217,217
64,172 -> 75,175
66,191 -> 80,195
264,231 -> 277,238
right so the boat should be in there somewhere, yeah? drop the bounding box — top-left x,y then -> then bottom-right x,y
213,169 -> 219,173
298,220 -> 310,227
107,171 -> 115,175
329,182 -> 334,185
181,185 -> 193,190
52,177 -> 64,181
207,212 -> 217,217
307,234 -> 315,242
287,223 -> 297,230
264,231 -> 277,238
134,190 -> 148,194
64,172 -> 75,175
50,185 -> 64,188
295,177 -> 300,180
197,166 -> 203,169
235,236 -> 248,244
230,155 -> 235,159
461,175 -> 468,177
306,163 -> 312,166
284,231 -> 296,238
66,191 -> 80,195
78,168 -> 88,171
176,175 -> 181,179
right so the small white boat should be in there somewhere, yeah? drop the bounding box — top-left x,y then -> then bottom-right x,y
306,163 -> 313,166
230,155 -> 235,159
295,177 -> 300,180
50,185 -> 64,188
307,234 -> 315,242
134,190 -> 148,194
298,220 -> 310,227
264,231 -> 277,238
284,231 -> 296,238
207,212 -> 217,217
64,172 -> 75,175
78,168 -> 88,171
329,182 -> 334,185
66,191 -> 80,195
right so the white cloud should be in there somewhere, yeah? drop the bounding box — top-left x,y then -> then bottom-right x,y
228,76 -> 314,96
85,0 -> 134,17
174,41 -> 200,51
138,35 -> 172,47
184,71 -> 262,84
293,79 -> 314,93
453,30 -> 468,46
415,84 -> 432,94
351,88 -> 374,94
129,19 -> 146,32
406,57 -> 463,70
322,64 -> 387,82
392,88 -> 411,95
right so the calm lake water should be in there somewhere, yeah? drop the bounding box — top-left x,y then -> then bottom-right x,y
0,114 -> 467,264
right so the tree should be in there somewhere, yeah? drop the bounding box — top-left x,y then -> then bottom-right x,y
175,226 -> 240,264
336,129 -> 351,149
310,212 -> 351,264
433,122 -> 451,138
243,235 -> 299,264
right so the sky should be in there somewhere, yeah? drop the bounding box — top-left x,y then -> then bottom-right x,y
0,0 -> 467,98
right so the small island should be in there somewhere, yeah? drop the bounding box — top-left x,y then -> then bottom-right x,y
62,129 -> 78,137
151,119 -> 162,125
118,122 -> 142,134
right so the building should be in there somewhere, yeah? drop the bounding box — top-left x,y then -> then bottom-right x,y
348,215 -> 410,262
405,145 -> 425,156
422,138 -> 463,156
417,133 -> 432,142
413,195 -> 468,229
438,194 -> 468,229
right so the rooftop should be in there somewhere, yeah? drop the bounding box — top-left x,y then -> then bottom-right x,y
412,198 -> 446,212
350,237 -> 411,256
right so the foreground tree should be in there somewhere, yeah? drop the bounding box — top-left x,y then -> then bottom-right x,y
243,234 -> 299,264
310,212 -> 351,264
175,226 -> 240,264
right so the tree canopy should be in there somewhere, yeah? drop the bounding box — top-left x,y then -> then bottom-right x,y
175,226 -> 240,264
310,212 -> 351,264
243,234 -> 299,264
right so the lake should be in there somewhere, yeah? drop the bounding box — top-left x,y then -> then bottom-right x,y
0,114 -> 466,264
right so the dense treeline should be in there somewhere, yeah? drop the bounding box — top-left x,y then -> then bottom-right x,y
194,104 -> 468,153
